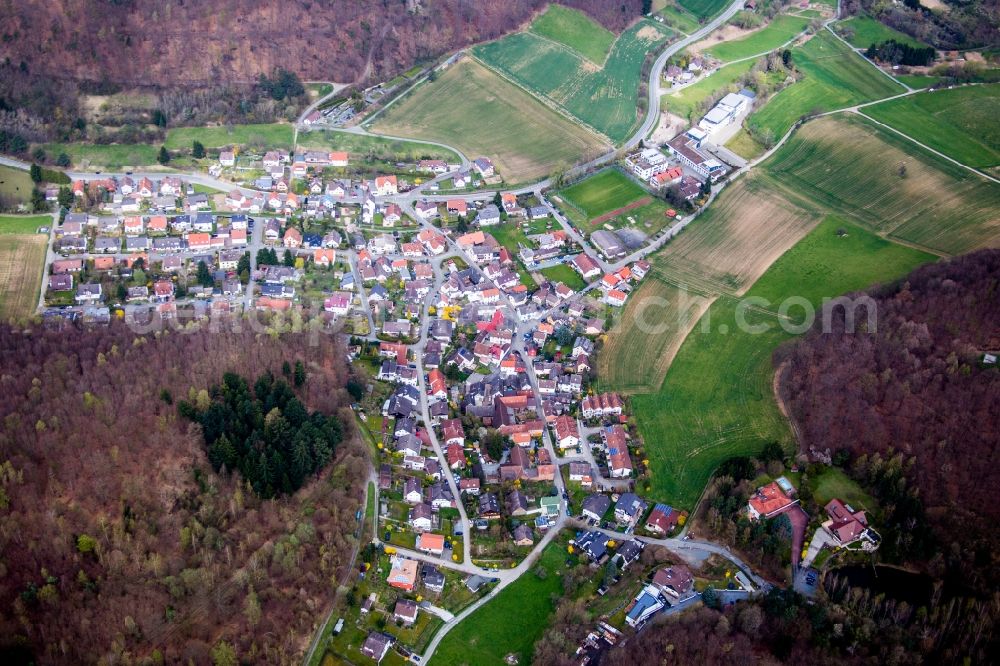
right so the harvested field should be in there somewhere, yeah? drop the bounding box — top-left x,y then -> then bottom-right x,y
765,115 -> 1000,256
653,173 -> 821,294
598,277 -> 715,394
370,59 -> 607,182
0,234 -> 46,320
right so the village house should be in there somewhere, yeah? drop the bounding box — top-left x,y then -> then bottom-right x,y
747,480 -> 797,520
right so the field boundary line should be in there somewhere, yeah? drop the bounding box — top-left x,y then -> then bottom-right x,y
468,53 -> 616,145
853,109 -> 1000,185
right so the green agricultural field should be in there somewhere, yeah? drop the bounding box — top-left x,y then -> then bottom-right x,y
748,30 -> 903,140
764,115 -> 1000,255
370,59 -> 608,182
429,534 -> 570,666
632,217 -> 934,509
662,59 -> 756,121
837,15 -> 930,49
861,84 -> 1000,169
0,165 -> 35,204
163,123 -> 294,151
299,130 -> 460,163
34,142 -> 159,168
679,0 -> 730,19
539,263 -> 587,290
529,4 -> 615,64
558,168 -> 647,218
703,14 -> 811,62
473,19 -> 674,142
0,214 -> 49,234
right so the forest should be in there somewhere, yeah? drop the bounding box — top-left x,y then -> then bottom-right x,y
599,582 -> 997,666
778,249 -> 1000,589
180,367 -> 345,499
0,0 -> 643,141
865,40 -> 936,67
0,321 -> 367,664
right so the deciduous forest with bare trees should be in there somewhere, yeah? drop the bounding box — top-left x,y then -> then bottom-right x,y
0,321 -> 366,664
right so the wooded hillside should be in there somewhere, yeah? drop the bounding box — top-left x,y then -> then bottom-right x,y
0,0 -> 643,133
0,322 -> 366,664
778,249 -> 1000,588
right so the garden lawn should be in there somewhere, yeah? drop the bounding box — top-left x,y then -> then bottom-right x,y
34,142 -> 159,168
703,14 -> 810,62
860,84 -> 1000,169
838,15 -> 930,49
164,123 -> 294,151
0,214 -> 49,234
529,4 -> 615,64
429,534 -> 569,666
678,0 -> 730,19
662,58 -> 756,120
298,130 -> 460,163
808,467 -> 877,512
370,59 -> 608,182
763,115 -> 1000,255
632,216 -> 934,509
558,168 -> 646,218
0,166 -> 36,204
473,19 -> 674,142
748,30 -> 903,141
539,263 -> 586,290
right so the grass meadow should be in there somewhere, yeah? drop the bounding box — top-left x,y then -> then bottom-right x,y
657,2 -> 704,33
632,216 -> 934,509
0,214 -> 50,234
678,0 -> 730,19
34,142 -> 159,168
861,84 -> 1000,170
702,14 -> 811,62
164,123 -> 294,151
0,165 -> 36,204
529,4 -> 615,64
429,534 -> 570,666
370,58 -> 607,182
299,130 -> 460,163
748,31 -> 903,140
837,15 -> 930,49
